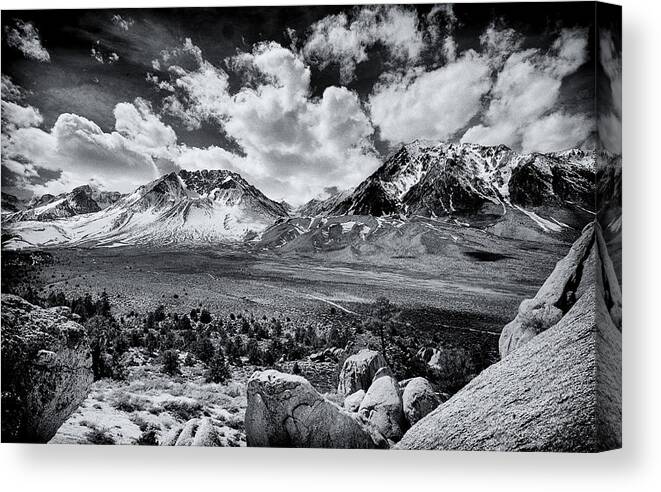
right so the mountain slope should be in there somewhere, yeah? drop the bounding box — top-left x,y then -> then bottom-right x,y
5,185 -> 122,222
329,142 -> 594,219
4,170 -> 288,249
1,192 -> 26,213
256,142 -> 596,250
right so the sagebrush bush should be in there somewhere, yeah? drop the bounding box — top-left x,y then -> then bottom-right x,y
86,427 -> 116,445
135,426 -> 159,445
160,399 -> 203,421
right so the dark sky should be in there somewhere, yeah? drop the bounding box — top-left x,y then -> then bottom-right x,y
2,3 -> 616,202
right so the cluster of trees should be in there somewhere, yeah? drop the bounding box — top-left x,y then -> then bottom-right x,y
1,251 -> 53,297
22,287 -> 356,384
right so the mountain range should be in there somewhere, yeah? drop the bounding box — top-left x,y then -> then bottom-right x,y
2,142 -> 604,250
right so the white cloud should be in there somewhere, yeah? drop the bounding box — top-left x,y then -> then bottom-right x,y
1,74 -> 24,102
598,30 -> 622,154
426,4 -> 458,62
1,100 -> 43,131
369,51 -> 491,144
91,45 -> 120,64
154,40 -> 380,203
111,14 -> 134,32
4,20 -> 50,62
114,98 -> 177,153
480,23 -> 523,67
302,5 -> 424,84
521,112 -> 592,153
462,28 -> 589,152
2,100 -> 182,194
1,76 -> 44,180
154,41 -> 231,129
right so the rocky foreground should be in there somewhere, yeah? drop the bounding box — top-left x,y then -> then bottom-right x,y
244,221 -> 622,451
1,294 -> 94,442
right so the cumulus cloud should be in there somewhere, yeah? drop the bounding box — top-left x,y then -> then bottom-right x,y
461,27 -> 589,151
1,74 -> 24,102
521,112 -> 592,153
367,24 -> 590,153
302,5 -> 424,84
598,30 -> 622,155
426,4 -> 458,62
1,76 -> 43,182
114,98 -> 177,153
4,19 -> 51,62
152,40 -> 380,203
1,99 -> 183,194
111,14 -> 134,31
1,100 -> 43,132
369,51 -> 491,144
90,45 -> 120,64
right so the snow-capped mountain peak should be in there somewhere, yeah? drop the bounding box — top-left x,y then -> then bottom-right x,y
326,141 -> 595,218
4,169 -> 288,249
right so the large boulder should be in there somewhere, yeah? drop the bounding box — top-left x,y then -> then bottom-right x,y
398,222 -> 621,452
160,418 -> 222,446
343,389 -> 366,412
1,294 -> 94,442
358,375 -> 405,442
499,222 -> 621,358
402,377 -> 441,425
245,369 -> 386,448
337,349 -> 388,395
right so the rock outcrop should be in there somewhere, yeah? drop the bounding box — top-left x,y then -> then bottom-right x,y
1,294 -> 94,443
398,222 -> 621,451
337,349 -> 388,395
402,377 -> 441,425
245,369 -> 387,448
499,221 -> 621,358
358,375 -> 406,442
160,418 -> 222,446
343,390 -> 366,413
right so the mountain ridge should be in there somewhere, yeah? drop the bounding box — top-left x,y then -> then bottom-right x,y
2,142 -> 605,250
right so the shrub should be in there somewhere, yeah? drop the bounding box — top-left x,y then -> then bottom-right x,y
161,350 -> 180,376
194,336 -> 215,363
206,351 -> 231,383
112,392 -> 151,413
161,399 -> 203,421
135,427 -> 159,446
199,309 -> 212,324
86,427 -> 115,445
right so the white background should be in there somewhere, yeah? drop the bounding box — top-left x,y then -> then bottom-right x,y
0,0 -> 658,490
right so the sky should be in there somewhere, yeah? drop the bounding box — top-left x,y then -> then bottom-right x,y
1,3 -> 621,204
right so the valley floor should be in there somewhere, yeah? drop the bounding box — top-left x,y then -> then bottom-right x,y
33,239 -> 565,336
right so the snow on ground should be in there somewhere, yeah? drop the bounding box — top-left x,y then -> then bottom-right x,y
50,354 -> 247,446
513,205 -> 563,233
